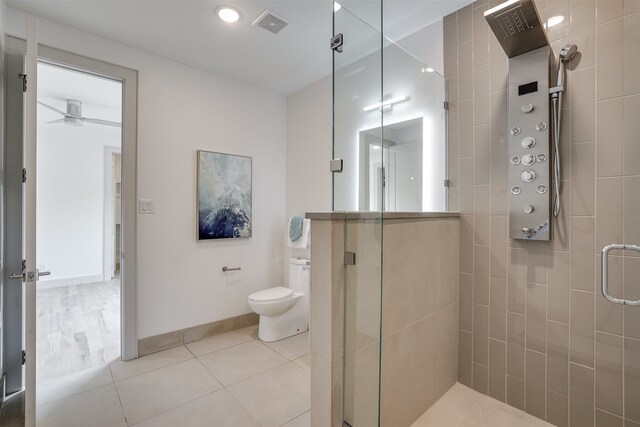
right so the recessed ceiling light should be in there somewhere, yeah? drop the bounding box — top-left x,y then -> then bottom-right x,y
333,2 -> 342,12
217,6 -> 241,23
421,67 -> 435,73
544,15 -> 564,29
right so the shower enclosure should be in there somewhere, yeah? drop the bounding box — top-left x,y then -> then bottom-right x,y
324,0 -> 640,426
331,1 -> 456,426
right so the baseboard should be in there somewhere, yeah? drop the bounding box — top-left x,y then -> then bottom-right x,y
37,274 -> 105,289
138,312 -> 259,357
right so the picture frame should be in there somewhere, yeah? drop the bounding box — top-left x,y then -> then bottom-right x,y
197,150 -> 252,240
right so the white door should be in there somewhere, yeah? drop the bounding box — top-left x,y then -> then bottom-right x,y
4,48 -> 25,401
4,19 -> 39,427
24,16 -> 39,427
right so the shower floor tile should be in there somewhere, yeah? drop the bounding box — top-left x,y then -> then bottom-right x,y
411,383 -> 555,427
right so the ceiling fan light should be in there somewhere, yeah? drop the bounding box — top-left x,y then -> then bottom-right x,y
66,99 -> 82,116
64,116 -> 83,127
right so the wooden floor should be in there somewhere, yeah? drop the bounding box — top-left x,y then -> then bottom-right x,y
36,277 -> 121,383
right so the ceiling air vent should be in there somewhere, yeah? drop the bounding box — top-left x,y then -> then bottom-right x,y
252,9 -> 289,34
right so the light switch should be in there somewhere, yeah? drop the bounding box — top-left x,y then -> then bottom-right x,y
139,199 -> 155,214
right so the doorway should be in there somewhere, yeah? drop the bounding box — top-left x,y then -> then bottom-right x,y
35,61 -> 123,382
3,37 -> 138,425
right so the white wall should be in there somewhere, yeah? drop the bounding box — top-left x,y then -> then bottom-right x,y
285,75 -> 333,261
6,8 -> 286,339
395,19 -> 444,75
36,111 -> 121,286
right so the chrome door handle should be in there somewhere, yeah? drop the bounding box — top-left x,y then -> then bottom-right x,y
9,270 -> 50,280
222,266 -> 241,272
602,244 -> 640,306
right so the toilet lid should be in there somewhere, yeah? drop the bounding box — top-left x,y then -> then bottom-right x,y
248,286 -> 293,303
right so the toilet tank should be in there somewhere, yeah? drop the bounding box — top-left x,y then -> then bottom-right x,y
288,258 -> 310,294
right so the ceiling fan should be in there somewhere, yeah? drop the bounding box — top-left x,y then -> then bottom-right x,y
38,99 -> 121,127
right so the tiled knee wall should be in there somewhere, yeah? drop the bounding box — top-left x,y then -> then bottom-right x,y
444,0 -> 640,426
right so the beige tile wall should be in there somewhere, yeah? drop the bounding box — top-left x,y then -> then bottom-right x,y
309,219 -> 345,427
309,216 -> 459,427
378,218 -> 459,426
445,1 -> 640,426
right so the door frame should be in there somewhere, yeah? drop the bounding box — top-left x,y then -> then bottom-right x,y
5,36 -> 139,365
104,146 -> 122,282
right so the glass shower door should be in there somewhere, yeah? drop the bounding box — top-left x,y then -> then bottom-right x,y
333,3 -> 383,426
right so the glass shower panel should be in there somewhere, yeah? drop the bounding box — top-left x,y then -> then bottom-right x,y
379,37 -> 447,212
333,21 -> 447,213
333,5 -> 382,213
333,4 -> 383,427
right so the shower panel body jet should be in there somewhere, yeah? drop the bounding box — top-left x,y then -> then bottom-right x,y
485,0 -> 553,241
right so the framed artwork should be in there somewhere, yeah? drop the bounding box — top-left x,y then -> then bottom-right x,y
197,150 -> 252,240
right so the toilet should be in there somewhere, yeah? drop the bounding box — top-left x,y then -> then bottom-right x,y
248,258 -> 310,342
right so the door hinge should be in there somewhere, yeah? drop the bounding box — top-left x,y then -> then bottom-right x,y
444,178 -> 450,188
331,33 -> 344,53
19,73 -> 27,92
21,350 -> 26,365
344,252 -> 356,266
444,101 -> 450,111
330,158 -> 344,173
22,168 -> 27,183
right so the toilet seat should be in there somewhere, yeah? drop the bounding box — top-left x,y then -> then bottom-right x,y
248,286 -> 293,303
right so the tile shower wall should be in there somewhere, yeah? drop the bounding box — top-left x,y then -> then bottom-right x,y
445,1 -> 640,426
308,216 -> 459,427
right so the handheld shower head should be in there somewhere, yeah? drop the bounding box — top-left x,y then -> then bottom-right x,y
552,44 -> 577,218
556,44 -> 578,87
559,44 -> 578,62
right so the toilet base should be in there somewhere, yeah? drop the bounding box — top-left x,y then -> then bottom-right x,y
258,301 -> 308,342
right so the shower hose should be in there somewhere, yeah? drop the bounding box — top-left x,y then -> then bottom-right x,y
551,92 -> 562,218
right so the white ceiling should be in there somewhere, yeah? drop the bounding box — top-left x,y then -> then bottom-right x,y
38,61 -> 122,125
8,0 -> 470,95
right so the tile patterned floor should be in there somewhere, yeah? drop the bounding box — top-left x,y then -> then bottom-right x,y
411,382 -> 555,427
36,278 -> 121,382
35,323 -> 552,427
36,326 -> 311,427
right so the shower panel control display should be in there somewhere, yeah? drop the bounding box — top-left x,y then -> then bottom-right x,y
518,81 -> 539,96
508,46 -> 551,241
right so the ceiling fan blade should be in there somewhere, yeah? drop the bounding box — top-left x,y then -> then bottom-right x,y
46,118 -> 66,124
82,117 -> 122,127
38,101 -> 66,116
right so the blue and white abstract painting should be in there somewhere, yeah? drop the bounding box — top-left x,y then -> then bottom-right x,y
197,151 -> 252,240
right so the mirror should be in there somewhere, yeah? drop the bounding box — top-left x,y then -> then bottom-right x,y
359,117 -> 423,211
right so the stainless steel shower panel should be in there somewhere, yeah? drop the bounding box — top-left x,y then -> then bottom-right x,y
508,46 -> 551,240
484,0 -> 548,58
